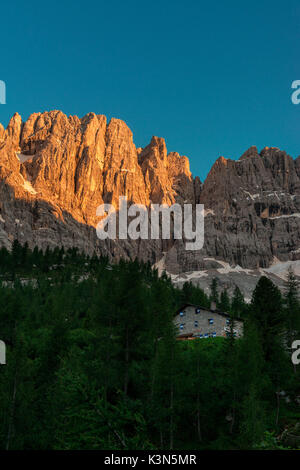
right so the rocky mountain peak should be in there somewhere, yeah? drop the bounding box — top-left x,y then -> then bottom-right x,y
0,110 -> 299,285
239,145 -> 259,160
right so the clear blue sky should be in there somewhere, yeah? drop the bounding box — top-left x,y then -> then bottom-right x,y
0,0 -> 299,180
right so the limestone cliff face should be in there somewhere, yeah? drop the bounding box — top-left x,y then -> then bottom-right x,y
169,146 -> 300,273
0,110 -> 192,220
0,110 -> 192,259
0,110 -> 300,274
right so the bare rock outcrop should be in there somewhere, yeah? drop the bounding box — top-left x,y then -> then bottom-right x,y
180,146 -> 300,271
0,111 -> 300,284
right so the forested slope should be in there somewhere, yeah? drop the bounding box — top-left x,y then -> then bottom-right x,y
0,242 -> 299,450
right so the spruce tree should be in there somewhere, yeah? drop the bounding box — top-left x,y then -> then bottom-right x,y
238,321 -> 267,449
251,276 -> 285,363
220,289 -> 230,313
250,276 -> 290,417
209,277 -> 219,304
231,286 -> 246,318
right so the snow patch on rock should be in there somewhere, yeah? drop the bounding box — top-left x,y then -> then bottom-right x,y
170,270 -> 208,283
269,213 -> 300,220
153,253 -> 167,276
203,257 -> 253,275
264,259 -> 300,279
204,209 -> 215,217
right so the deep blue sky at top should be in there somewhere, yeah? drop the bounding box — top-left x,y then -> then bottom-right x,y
0,0 -> 299,180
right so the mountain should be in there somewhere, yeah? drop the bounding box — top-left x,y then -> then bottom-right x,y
1,110 -> 300,295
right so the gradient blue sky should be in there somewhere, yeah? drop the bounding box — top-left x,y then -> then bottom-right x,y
0,0 -> 299,180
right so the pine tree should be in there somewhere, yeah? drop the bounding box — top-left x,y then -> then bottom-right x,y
238,321 -> 268,449
180,281 -> 209,307
220,289 -> 230,313
11,239 -> 22,270
231,286 -> 246,318
250,276 -> 290,419
209,277 -> 218,304
239,383 -> 266,449
251,276 -> 285,363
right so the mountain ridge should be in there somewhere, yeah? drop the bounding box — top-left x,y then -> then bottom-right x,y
1,110 -> 300,295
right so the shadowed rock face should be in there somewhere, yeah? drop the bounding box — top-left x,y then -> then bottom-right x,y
0,111 -> 300,282
196,147 -> 300,271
